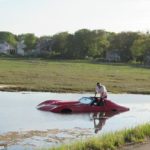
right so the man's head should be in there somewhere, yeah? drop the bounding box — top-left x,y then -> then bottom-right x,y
97,82 -> 101,86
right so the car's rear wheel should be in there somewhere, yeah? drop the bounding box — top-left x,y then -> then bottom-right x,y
61,109 -> 72,113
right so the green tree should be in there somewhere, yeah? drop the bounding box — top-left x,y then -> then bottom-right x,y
73,29 -> 92,58
18,33 -> 37,50
0,31 -> 17,46
108,32 -> 140,62
92,30 -> 110,58
51,32 -> 72,58
39,35 -> 51,41
72,29 -> 109,59
131,35 -> 150,62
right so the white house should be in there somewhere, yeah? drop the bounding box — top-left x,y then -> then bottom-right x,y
17,40 -> 26,56
0,41 -> 15,54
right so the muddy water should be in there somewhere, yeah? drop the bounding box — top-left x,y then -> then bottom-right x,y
0,92 -> 150,150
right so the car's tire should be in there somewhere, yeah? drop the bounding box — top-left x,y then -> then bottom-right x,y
111,109 -> 117,112
61,109 -> 72,113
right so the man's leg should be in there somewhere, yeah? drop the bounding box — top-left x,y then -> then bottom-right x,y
91,99 -> 96,105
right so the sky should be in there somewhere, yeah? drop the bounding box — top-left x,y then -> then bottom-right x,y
0,0 -> 150,36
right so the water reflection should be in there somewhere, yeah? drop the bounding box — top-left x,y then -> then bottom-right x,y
90,111 -> 126,134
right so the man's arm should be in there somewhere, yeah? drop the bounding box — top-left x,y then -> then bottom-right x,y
95,91 -> 97,97
95,87 -> 98,97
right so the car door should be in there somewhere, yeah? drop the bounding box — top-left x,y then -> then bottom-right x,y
90,101 -> 106,112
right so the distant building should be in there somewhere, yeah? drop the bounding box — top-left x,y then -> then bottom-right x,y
0,41 -> 15,54
16,40 -> 26,56
106,50 -> 120,62
0,39 -> 54,57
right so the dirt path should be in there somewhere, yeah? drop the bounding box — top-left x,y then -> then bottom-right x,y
121,141 -> 150,150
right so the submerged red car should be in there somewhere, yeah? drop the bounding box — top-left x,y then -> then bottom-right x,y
37,97 -> 129,113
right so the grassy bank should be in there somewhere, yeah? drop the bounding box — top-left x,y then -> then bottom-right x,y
0,58 -> 150,94
46,123 -> 150,150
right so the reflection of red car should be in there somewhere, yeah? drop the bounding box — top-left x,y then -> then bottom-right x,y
37,97 -> 129,113
91,111 -> 125,134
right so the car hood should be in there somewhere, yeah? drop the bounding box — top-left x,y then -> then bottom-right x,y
37,99 -> 79,106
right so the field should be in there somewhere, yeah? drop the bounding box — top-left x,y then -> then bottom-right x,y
0,58 -> 150,94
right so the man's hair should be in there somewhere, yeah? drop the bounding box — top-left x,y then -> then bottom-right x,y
97,82 -> 101,86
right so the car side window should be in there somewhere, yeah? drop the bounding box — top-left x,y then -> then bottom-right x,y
79,97 -> 92,104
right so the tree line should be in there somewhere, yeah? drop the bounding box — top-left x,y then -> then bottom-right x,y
0,29 -> 150,63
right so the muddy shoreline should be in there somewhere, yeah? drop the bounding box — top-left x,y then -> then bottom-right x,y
0,84 -> 150,94
0,128 -> 94,149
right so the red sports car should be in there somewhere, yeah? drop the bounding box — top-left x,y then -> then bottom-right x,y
37,97 -> 129,113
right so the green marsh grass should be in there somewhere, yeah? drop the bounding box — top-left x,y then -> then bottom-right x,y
44,123 -> 150,150
0,58 -> 150,94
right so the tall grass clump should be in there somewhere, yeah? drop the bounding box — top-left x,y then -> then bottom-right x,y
123,123 -> 150,143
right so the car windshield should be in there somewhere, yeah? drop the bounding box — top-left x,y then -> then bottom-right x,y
79,97 -> 93,104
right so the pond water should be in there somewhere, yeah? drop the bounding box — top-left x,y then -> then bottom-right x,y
0,91 -> 150,150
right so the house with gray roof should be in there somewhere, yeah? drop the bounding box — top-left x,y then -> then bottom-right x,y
0,41 -> 15,55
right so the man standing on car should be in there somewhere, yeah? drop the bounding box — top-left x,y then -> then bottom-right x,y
95,82 -> 108,101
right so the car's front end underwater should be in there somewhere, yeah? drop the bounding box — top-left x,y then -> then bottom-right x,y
37,99 -> 79,112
